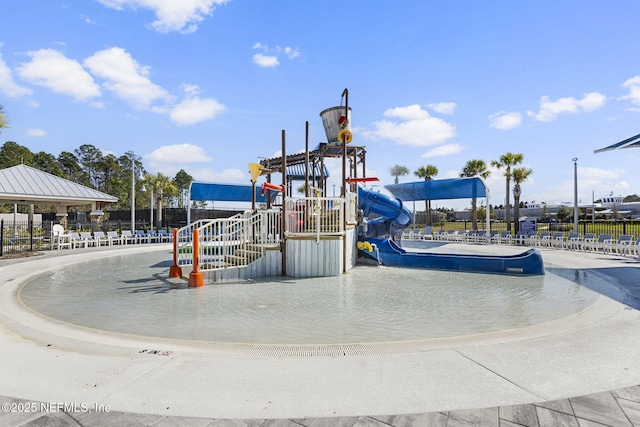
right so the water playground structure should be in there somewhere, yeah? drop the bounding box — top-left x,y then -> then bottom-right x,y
171,89 -> 544,285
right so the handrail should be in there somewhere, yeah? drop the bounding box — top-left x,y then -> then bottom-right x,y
284,197 -> 345,237
175,210 -> 280,270
175,199 -> 345,276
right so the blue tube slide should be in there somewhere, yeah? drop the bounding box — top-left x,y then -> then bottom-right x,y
358,186 -> 412,237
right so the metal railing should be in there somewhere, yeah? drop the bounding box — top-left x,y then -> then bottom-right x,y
176,198 -> 347,274
176,210 -> 281,271
284,197 -> 344,237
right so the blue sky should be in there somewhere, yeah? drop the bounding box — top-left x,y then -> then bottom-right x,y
2,1 -> 640,210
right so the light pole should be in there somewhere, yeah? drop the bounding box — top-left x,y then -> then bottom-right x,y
150,185 -> 154,230
572,158 -> 579,233
131,164 -> 135,232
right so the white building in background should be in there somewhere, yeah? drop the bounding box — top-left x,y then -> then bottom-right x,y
453,195 -> 640,222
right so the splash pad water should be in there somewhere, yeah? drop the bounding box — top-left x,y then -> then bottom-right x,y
19,249 -> 596,346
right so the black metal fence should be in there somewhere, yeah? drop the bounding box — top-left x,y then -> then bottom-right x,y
0,220 -> 54,256
41,208 -> 243,232
427,219 -> 640,241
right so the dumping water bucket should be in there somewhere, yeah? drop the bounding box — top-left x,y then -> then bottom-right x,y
319,106 -> 352,143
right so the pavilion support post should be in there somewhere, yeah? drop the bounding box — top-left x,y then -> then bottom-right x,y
341,88 -> 349,274
281,129 -> 287,277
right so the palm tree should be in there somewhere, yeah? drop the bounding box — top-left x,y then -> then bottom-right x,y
414,165 -> 438,225
390,164 -> 409,184
0,105 -> 8,133
144,172 -> 178,227
460,159 -> 491,229
512,166 -> 533,233
491,152 -> 523,233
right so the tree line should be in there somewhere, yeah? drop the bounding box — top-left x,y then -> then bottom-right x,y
390,152 -> 533,233
0,140 -> 194,217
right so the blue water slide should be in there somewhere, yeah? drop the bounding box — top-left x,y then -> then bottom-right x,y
358,186 -> 412,237
359,238 -> 545,275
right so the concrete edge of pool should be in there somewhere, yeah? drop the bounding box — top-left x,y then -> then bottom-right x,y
1,244 -> 640,425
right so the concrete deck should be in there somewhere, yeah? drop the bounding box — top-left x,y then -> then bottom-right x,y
1,244 -> 640,426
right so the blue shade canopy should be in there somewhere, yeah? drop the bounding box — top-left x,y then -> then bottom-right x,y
594,132 -> 640,153
190,182 -> 271,202
385,177 -> 487,201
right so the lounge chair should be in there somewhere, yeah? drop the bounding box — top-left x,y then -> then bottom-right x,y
121,230 -> 136,244
550,232 -> 565,249
434,229 -> 446,240
135,230 -> 149,244
496,230 -> 512,245
92,231 -> 110,246
107,231 -> 124,245
158,229 -> 172,242
79,232 -> 97,247
52,224 -> 71,250
563,232 -> 581,250
610,234 -> 633,255
147,229 -> 160,243
513,231 -> 531,246
532,231 -> 551,247
68,232 -> 87,249
445,229 -> 462,242
628,236 -> 640,257
579,233 -> 596,251
592,234 -> 613,253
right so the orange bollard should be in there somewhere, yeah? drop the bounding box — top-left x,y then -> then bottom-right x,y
169,228 -> 182,278
188,228 -> 204,287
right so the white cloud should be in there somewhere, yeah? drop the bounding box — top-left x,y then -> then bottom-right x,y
443,169 -> 461,179
191,167 -> 245,183
26,129 -> 47,137
253,53 -> 279,68
421,143 -> 464,158
619,75 -> 640,108
252,43 -> 300,67
169,85 -> 226,125
427,102 -> 456,115
527,92 -> 606,122
17,49 -> 100,101
145,143 -> 213,168
527,166 -> 629,206
283,47 -> 300,59
580,166 -> 625,181
0,53 -> 33,98
489,111 -> 522,130
96,0 -> 228,33
84,47 -> 172,110
81,14 -> 96,24
361,104 -> 456,146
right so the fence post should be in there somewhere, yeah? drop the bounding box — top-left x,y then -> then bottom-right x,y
29,220 -> 34,252
0,219 -> 3,257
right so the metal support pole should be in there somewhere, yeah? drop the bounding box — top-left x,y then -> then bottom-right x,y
281,129 -> 287,276
573,158 -> 579,233
341,88 -> 349,274
131,163 -> 135,232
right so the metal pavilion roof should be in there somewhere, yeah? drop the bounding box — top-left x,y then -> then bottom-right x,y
594,132 -> 640,153
285,163 -> 329,180
0,164 -> 118,205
